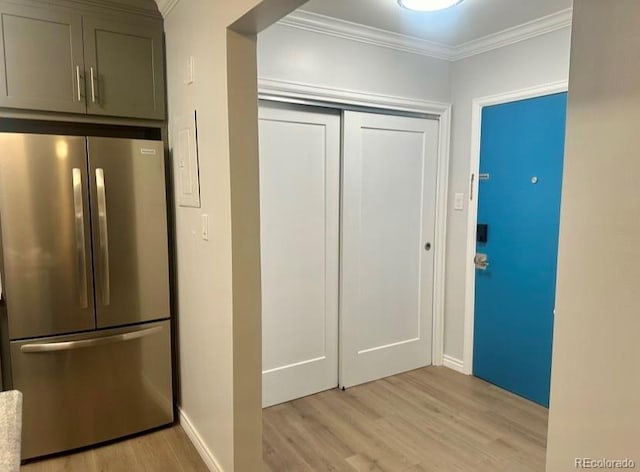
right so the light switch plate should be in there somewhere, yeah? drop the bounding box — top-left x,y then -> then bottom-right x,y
454,193 -> 465,211
184,56 -> 194,85
201,214 -> 209,241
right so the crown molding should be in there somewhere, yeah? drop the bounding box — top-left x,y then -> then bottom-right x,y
451,8 -> 573,60
158,0 -> 179,18
278,8 -> 573,62
258,77 -> 450,115
278,10 -> 452,60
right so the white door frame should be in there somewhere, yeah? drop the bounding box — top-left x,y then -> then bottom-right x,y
462,80 -> 569,375
259,77 -> 451,367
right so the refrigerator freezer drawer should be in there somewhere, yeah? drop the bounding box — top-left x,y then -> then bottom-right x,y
10,320 -> 173,460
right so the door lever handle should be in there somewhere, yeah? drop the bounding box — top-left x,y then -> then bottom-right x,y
474,253 -> 489,270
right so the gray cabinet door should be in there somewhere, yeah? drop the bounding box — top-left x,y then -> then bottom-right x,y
87,138 -> 170,329
83,16 -> 165,120
0,3 -> 86,113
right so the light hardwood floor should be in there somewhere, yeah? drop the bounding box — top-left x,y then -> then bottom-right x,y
22,367 -> 547,471
21,425 -> 208,472
263,366 -> 548,472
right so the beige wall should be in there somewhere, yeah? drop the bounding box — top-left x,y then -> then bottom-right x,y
164,1 -> 304,470
447,29 -> 571,363
546,1 -> 640,469
257,22 -> 452,103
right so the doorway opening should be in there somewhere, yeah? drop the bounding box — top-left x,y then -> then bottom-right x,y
253,0 -> 571,469
470,91 -> 568,407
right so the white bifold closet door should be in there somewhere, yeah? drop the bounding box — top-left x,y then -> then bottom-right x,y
340,111 -> 439,388
259,102 -> 341,407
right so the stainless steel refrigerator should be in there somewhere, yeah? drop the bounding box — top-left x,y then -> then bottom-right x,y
0,133 -> 173,459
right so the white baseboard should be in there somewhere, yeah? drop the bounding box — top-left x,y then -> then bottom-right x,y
443,355 -> 466,374
178,408 -> 224,472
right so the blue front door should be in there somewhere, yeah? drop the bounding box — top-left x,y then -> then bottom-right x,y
473,93 -> 567,407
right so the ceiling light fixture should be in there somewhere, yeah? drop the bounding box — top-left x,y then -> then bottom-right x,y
397,0 -> 464,12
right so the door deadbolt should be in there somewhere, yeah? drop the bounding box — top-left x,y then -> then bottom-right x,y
425,242 -> 432,251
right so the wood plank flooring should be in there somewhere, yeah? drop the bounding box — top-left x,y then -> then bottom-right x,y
21,367 -> 547,471
263,366 -> 548,472
21,425 -> 208,472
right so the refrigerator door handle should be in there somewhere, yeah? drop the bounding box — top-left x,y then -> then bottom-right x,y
20,325 -> 163,353
72,168 -> 89,308
95,168 -> 111,306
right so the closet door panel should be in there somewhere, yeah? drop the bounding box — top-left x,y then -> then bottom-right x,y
340,111 -> 439,388
259,102 -> 340,407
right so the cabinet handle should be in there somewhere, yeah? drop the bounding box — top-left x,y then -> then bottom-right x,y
75,66 -> 82,102
90,67 -> 97,103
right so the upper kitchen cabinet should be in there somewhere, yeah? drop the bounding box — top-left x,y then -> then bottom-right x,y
83,16 -> 165,120
0,3 -> 86,114
0,0 -> 165,121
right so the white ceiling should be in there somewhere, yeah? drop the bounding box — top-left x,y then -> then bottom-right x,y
297,0 -> 572,47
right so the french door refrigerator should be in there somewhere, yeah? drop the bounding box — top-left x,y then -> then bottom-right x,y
0,133 -> 173,459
